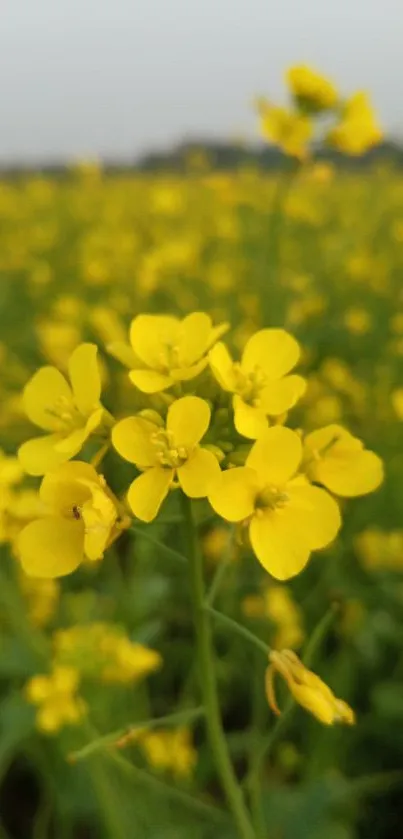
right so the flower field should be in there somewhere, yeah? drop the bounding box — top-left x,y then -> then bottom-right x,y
1,69 -> 403,839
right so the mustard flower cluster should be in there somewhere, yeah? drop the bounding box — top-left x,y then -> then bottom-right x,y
257,64 -> 382,159
16,312 -> 383,587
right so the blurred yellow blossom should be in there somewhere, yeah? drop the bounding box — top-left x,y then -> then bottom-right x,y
286,65 -> 338,112
327,92 -> 382,155
257,99 -> 313,159
26,665 -> 86,733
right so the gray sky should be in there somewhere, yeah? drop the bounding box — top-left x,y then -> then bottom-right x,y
1,0 -> 402,162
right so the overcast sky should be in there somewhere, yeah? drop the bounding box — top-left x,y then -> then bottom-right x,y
1,0 -> 402,162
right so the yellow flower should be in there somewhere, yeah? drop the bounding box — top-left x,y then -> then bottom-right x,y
16,461 -> 129,578
25,665 -> 86,733
257,99 -> 313,159
209,329 -> 306,439
266,649 -> 355,726
135,727 -> 197,778
327,92 -> 382,155
303,425 -> 383,497
113,396 -> 220,522
53,622 -> 161,684
108,312 -> 228,393
18,343 -> 112,476
286,65 -> 339,112
209,426 -> 341,580
19,572 -> 60,627
264,586 -> 304,650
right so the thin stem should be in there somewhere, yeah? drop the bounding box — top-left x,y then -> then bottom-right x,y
205,527 -> 235,607
244,602 -> 339,789
181,495 -> 256,839
129,525 -> 187,564
69,706 -> 205,763
205,606 -> 271,657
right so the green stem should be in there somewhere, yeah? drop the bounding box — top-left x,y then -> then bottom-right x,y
69,706 -> 205,762
205,527 -> 235,607
205,607 -> 271,657
128,525 -> 187,564
181,495 -> 256,839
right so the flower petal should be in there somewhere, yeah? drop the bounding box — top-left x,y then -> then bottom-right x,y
314,450 -> 384,497
68,343 -> 101,415
286,483 -> 341,548
167,396 -> 211,448
178,312 -> 212,366
107,341 -> 137,369
177,447 -> 221,498
17,517 -> 84,578
249,512 -> 311,580
23,367 -> 73,431
234,395 -> 269,439
18,435 -> 70,476
242,329 -> 300,379
246,427 -> 302,486
170,358 -> 207,382
127,467 -> 173,522
112,416 -> 158,467
130,315 -> 178,368
209,342 -> 236,391
260,375 -> 306,415
54,426 -> 91,455
40,461 -> 95,510
208,467 -> 258,522
129,369 -> 174,393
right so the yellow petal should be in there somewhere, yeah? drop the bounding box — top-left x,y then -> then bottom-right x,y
127,467 -> 173,522
53,426 -> 91,455
130,315 -> 178,368
18,435 -> 70,476
246,427 -> 302,485
208,467 -> 258,522
304,425 -> 360,455
242,329 -> 300,379
68,343 -> 101,415
177,448 -> 221,498
260,375 -> 306,415
107,341 -> 137,368
17,518 -> 83,578
170,357 -> 208,382
40,461 -> 95,511
249,512 -> 311,580
207,321 -> 230,349
286,483 -> 341,549
178,312 -> 212,366
23,367 -> 73,431
112,416 -> 158,467
129,369 -> 174,393
209,342 -> 236,391
314,451 -> 383,497
167,396 -> 211,448
233,395 -> 269,439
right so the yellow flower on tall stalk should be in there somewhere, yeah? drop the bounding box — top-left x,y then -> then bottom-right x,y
25,665 -> 86,733
209,329 -> 306,439
257,99 -> 313,159
108,312 -> 228,393
17,462 -> 129,578
266,649 -> 355,725
209,426 -> 341,580
112,396 -> 220,522
286,65 -> 339,113
302,425 -> 383,496
327,92 -> 382,155
18,343 -> 113,475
